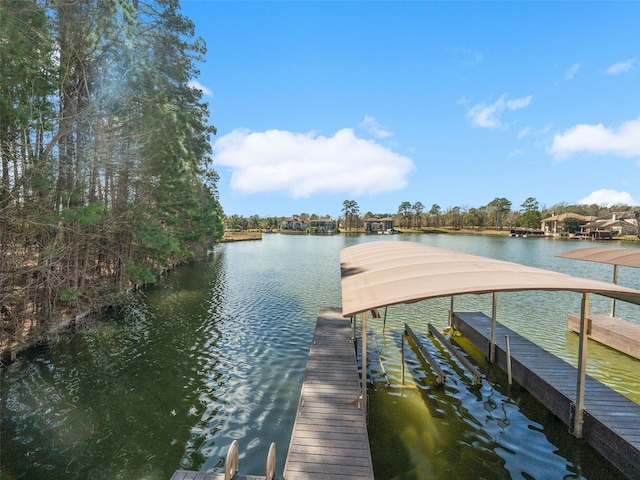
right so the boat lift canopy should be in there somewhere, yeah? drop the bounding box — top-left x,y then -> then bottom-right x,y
339,241 -> 640,436
556,246 -> 640,268
340,241 -> 640,317
557,246 -> 640,316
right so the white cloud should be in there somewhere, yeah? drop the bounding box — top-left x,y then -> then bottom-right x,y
188,80 -> 214,97
578,189 -> 639,207
565,63 -> 580,80
466,94 -> 532,129
359,115 -> 393,139
518,127 -> 532,139
212,128 -> 414,198
550,117 -> 640,159
605,59 -> 635,76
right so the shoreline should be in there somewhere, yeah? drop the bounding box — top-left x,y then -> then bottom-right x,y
5,229 -> 637,364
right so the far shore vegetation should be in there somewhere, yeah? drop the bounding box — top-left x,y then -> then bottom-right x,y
224,197 -> 640,241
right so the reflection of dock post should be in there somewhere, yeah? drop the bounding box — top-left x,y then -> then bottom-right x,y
401,334 -> 405,385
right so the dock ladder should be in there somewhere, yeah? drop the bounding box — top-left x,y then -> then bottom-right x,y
170,441 -> 279,480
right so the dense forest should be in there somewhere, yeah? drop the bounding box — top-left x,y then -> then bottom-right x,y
1,0 -> 223,352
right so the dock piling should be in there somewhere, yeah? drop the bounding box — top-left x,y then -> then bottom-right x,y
505,335 -> 512,386
453,310 -> 640,479
573,293 -> 590,438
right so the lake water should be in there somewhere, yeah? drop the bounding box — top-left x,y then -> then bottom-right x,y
2,233 -> 639,479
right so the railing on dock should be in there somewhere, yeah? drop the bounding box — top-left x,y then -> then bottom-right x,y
170,441 -> 278,480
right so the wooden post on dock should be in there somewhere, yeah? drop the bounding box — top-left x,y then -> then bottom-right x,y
352,315 -> 356,341
505,335 -> 512,386
449,296 -> 454,327
611,265 -> 619,317
361,310 -> 368,417
382,306 -> 388,333
490,293 -> 498,363
574,292 -> 590,438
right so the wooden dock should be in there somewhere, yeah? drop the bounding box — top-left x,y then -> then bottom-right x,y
567,313 -> 640,360
171,308 -> 373,480
283,307 -> 374,480
453,311 -> 640,480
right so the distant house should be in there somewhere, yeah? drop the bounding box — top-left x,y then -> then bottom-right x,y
308,218 -> 336,234
364,217 -> 395,233
280,216 -> 307,231
541,213 -> 596,235
578,211 -> 639,239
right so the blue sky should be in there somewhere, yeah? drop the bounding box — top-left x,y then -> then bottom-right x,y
180,1 -> 640,218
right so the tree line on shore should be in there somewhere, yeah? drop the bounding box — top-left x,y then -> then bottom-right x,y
225,197 -> 639,233
1,0 -> 223,351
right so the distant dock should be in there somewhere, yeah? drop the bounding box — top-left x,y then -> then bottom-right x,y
453,311 -> 640,479
567,313 -> 640,360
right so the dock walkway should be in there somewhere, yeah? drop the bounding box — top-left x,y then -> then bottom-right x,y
283,307 -> 374,480
171,308 -> 373,480
453,311 -> 640,479
567,313 -> 640,360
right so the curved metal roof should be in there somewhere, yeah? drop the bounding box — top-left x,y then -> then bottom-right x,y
340,241 -> 640,317
556,246 -> 640,268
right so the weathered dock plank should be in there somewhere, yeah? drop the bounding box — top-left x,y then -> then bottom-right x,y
453,311 -> 640,480
283,307 -> 374,480
567,313 -> 640,360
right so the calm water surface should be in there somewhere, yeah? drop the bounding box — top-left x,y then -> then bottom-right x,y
2,234 -> 639,479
